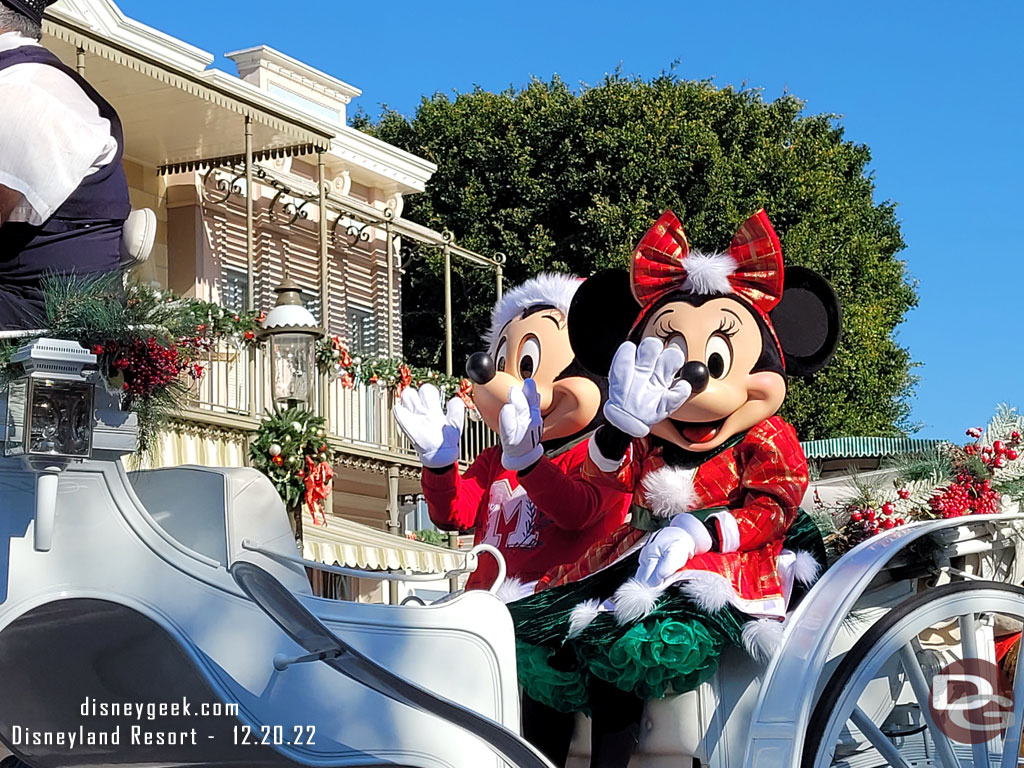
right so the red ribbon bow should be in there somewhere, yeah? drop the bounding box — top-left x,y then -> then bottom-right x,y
630,209 -> 785,315
304,455 -> 333,526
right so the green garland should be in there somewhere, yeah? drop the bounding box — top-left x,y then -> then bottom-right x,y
0,275 -> 264,452
248,405 -> 330,512
315,335 -> 474,405
817,404 -> 1024,557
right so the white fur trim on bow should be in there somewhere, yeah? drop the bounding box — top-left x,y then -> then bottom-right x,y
742,617 -> 787,663
612,578 -> 665,624
681,251 -> 737,296
641,466 -> 697,518
567,599 -> 602,638
484,273 -> 581,349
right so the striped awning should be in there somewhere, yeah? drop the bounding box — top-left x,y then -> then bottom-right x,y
303,518 -> 466,575
801,436 -> 943,460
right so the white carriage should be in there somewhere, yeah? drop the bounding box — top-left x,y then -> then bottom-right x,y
1,338 -> 1023,768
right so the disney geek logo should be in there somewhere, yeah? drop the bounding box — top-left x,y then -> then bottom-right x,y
929,657 -> 1014,744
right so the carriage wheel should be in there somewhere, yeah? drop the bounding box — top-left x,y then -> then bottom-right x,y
803,580 -> 1024,768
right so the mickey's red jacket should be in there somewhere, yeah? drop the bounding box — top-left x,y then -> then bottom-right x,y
420,437 -> 632,591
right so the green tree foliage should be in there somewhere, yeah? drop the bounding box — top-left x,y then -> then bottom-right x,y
355,74 -> 918,438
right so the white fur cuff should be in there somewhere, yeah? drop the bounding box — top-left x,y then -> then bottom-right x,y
669,513 -> 712,556
708,511 -> 740,553
588,434 -> 626,473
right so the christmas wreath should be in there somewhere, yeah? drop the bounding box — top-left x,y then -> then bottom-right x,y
248,405 -> 333,527
816,404 -> 1024,558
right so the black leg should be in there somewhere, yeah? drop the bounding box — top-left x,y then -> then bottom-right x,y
589,679 -> 644,768
521,694 -> 576,768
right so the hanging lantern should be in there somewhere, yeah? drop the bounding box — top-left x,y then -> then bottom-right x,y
260,278 -> 322,409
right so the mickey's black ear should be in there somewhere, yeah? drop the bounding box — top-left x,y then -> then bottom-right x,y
568,269 -> 640,377
771,266 -> 842,377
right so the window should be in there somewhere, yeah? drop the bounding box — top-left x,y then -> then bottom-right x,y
220,268 -> 248,314
348,305 -> 377,356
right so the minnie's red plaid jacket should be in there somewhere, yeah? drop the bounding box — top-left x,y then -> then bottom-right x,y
539,416 -> 809,617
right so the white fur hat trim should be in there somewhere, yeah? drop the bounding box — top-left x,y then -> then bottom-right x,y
484,272 -> 581,350
681,251 -> 737,296
641,466 -> 697,518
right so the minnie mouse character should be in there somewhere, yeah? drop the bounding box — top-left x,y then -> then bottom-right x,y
393,274 -> 631,597
509,211 -> 839,767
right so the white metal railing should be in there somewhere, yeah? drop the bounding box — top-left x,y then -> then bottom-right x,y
184,338 -> 497,462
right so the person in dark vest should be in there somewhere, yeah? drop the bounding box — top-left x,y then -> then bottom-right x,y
0,0 -> 130,328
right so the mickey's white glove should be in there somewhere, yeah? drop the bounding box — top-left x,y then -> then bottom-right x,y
499,378 -> 544,471
634,514 -> 712,588
604,337 -> 692,438
394,384 -> 465,469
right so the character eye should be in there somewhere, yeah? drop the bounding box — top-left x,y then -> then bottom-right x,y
666,335 -> 688,364
705,334 -> 733,379
518,335 -> 541,379
495,338 -> 507,373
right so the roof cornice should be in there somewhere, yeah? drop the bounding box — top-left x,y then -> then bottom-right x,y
332,125 -> 437,193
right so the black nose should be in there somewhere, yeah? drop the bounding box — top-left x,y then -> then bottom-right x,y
680,361 -> 709,394
466,352 -> 496,385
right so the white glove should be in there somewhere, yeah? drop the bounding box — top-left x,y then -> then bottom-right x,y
499,378 -> 544,471
393,384 -> 465,469
634,515 -> 712,588
603,337 -> 692,438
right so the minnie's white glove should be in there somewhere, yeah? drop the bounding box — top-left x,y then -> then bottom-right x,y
604,337 -> 692,438
499,378 -> 544,471
634,514 -> 712,588
393,384 -> 465,469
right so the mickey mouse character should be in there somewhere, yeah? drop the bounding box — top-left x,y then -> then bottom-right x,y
509,211 -> 839,767
393,274 -> 631,596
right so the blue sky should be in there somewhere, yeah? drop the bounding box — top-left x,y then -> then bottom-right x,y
117,0 -> 1023,441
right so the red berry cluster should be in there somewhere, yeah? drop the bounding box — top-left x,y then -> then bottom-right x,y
108,337 -> 183,397
843,501 -> 907,546
929,474 -> 999,518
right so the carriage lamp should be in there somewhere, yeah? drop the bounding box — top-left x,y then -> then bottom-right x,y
3,339 -> 97,552
261,278 -> 323,409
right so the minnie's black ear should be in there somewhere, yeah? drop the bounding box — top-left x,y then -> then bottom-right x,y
771,266 -> 842,377
568,269 -> 640,377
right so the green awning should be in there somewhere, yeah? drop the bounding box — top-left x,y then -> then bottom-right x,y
801,436 -> 943,460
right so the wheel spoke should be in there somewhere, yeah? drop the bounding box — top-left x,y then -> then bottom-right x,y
850,706 -> 913,768
960,612 -> 995,766
1001,636 -> 1024,768
899,642 -> 962,768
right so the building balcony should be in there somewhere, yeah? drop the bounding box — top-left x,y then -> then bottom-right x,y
168,339 -> 496,468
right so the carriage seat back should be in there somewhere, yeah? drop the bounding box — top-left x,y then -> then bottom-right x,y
127,465 -> 309,593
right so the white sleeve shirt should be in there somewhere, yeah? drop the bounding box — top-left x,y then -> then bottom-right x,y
0,31 -> 119,227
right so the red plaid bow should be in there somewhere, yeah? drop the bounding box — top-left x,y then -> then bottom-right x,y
630,209 -> 785,315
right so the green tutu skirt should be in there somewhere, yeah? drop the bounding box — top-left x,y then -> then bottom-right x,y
508,511 -> 826,714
